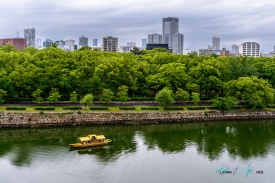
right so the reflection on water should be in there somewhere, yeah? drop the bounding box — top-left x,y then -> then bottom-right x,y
0,120 -> 275,182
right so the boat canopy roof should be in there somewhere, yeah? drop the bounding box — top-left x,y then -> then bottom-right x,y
78,137 -> 91,142
88,134 -> 105,140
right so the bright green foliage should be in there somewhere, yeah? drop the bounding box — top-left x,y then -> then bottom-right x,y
47,88 -> 61,103
48,42 -> 58,48
0,44 -> 17,53
116,85 -> 130,104
32,89 -> 44,104
80,94 -> 94,109
175,88 -> 190,104
224,76 -> 274,108
0,89 -> 7,103
155,87 -> 174,107
191,92 -> 200,105
70,91 -> 78,103
211,97 -> 238,111
100,89 -> 114,105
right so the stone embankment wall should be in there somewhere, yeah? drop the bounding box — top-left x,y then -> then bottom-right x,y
1,111 -> 275,128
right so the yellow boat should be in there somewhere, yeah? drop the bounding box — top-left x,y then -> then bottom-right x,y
68,134 -> 112,149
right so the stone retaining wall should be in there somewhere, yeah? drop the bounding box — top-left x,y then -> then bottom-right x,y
1,111 -> 275,128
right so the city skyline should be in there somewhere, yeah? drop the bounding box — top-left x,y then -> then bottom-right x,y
1,0 -> 275,52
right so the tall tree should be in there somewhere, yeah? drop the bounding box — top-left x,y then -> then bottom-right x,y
155,87 -> 174,107
80,93 -> 94,110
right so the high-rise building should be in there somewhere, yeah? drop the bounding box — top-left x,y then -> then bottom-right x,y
36,38 -> 42,48
0,38 -> 27,50
79,36 -> 88,46
55,40 -> 65,48
148,33 -> 162,44
162,17 -> 179,49
102,36 -> 118,52
24,28 -> 35,47
93,39 -> 98,46
43,39 -> 53,47
172,33 -> 184,54
239,42 -> 260,57
142,39 -> 147,48
231,44 -> 239,54
212,36 -> 220,50
66,39 -> 75,47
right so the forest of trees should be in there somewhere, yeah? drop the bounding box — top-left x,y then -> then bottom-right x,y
0,44 -> 275,108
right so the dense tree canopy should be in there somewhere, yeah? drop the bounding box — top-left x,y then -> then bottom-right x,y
0,44 -> 275,107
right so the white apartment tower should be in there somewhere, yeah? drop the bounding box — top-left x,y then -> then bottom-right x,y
102,36 -> 118,52
148,33 -> 162,44
162,17 -> 179,49
172,33 -> 184,54
239,42 -> 260,57
212,36 -> 220,50
231,44 -> 239,54
24,28 -> 35,47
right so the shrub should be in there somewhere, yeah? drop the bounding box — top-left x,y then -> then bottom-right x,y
141,107 -> 159,110
119,107 -> 136,110
35,107 -> 55,110
163,106 -> 184,110
90,107 -> 109,110
6,106 -> 26,110
267,104 -> 275,109
187,106 -> 205,110
233,105 -> 243,109
63,106 -> 83,110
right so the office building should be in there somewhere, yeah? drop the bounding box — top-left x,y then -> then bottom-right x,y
220,48 -> 229,56
142,39 -> 147,48
197,49 -> 215,56
232,44 -> 239,54
55,40 -> 65,48
36,38 -> 42,48
212,36 -> 220,50
172,33 -> 184,54
239,42 -> 260,57
65,39 -> 75,48
102,36 -> 118,52
24,28 -> 35,47
79,36 -> 88,46
93,39 -> 98,46
148,33 -> 162,44
0,38 -> 26,50
146,44 -> 169,50
43,39 -> 53,47
162,17 -> 179,49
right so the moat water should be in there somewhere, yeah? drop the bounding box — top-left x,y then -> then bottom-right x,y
0,120 -> 275,183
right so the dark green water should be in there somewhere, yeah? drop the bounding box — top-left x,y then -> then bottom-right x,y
0,120 -> 275,183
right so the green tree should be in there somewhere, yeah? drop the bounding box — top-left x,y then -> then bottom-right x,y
47,88 -> 61,103
211,97 -> 238,111
100,89 -> 114,105
130,47 -> 142,55
116,85 -> 130,104
191,92 -> 200,105
48,42 -> 58,48
32,89 -> 44,104
0,89 -> 7,104
224,76 -> 274,108
155,87 -> 174,107
70,91 -> 78,103
80,93 -> 94,110
175,88 -> 190,104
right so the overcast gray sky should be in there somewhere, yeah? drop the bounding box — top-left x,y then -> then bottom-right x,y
0,0 -> 275,52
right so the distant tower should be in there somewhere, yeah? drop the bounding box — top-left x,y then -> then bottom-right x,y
148,33 -> 162,44
142,39 -> 147,48
212,36 -> 220,50
102,36 -> 118,52
24,28 -> 35,47
79,36 -> 88,46
93,39 -> 98,46
162,17 -> 179,49
172,33 -> 184,54
231,44 -> 239,54
17,31 -> 20,38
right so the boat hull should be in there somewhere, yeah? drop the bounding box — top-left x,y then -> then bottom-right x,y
69,139 -> 111,149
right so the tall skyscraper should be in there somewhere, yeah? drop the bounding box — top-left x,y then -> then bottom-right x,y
212,36 -> 220,50
148,33 -> 162,44
142,39 -> 147,48
102,36 -> 118,52
24,28 -> 35,47
172,33 -> 184,54
79,36 -> 88,46
239,42 -> 260,57
162,17 -> 179,49
231,44 -> 239,54
93,39 -> 98,46
36,38 -> 42,48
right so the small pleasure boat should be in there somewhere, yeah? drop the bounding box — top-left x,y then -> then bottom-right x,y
68,134 -> 111,149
